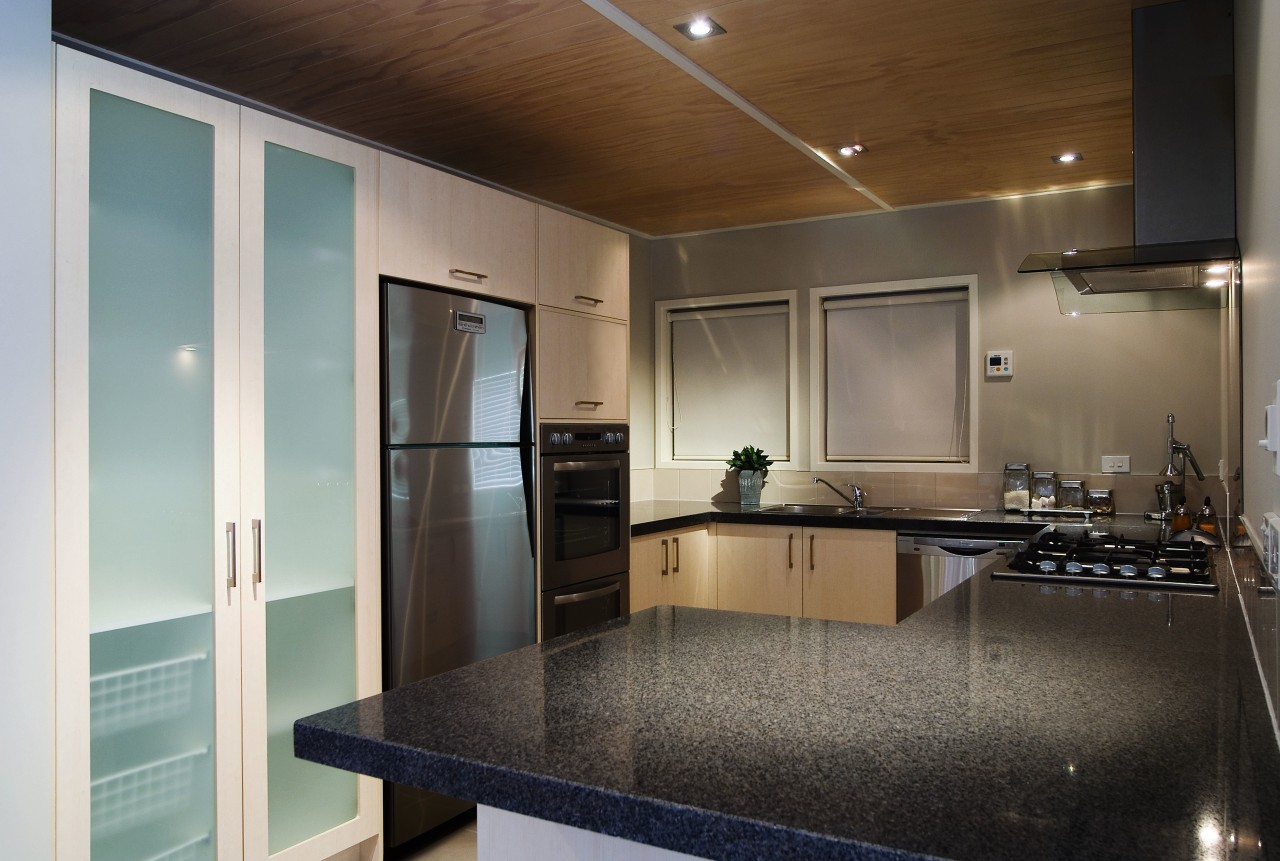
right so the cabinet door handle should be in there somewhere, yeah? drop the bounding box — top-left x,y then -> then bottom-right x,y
225,522 -> 237,588
810,533 -> 815,571
251,519 -> 263,584
788,533 -> 794,569
448,268 -> 488,281
574,294 -> 604,305
575,400 -> 605,408
661,538 -> 669,576
673,536 -> 680,573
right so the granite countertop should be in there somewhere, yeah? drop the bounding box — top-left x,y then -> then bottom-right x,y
295,548 -> 1280,861
631,498 -> 1163,541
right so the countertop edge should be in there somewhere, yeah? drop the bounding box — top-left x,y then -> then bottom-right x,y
294,718 -> 941,861
630,504 -> 1048,539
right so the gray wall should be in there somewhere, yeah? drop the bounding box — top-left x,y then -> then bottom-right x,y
1239,1 -> 1280,541
633,186 -> 1227,493
1,0 -> 53,854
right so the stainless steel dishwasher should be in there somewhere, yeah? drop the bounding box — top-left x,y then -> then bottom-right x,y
896,534 -> 1027,618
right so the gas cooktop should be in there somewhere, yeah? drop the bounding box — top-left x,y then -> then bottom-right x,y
992,531 -> 1217,593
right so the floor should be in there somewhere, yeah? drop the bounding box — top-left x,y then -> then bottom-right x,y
396,815 -> 478,861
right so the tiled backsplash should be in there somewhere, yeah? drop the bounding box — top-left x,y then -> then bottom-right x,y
631,468 -> 1230,517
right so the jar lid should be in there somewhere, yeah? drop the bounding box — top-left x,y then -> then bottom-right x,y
1059,480 -> 1084,489
1032,470 -> 1056,479
1087,488 -> 1112,499
1004,463 -> 1029,470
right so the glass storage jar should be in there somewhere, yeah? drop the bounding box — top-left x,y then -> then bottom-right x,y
1003,463 -> 1030,512
1087,488 -> 1115,516
1031,471 -> 1057,509
1059,480 -> 1085,510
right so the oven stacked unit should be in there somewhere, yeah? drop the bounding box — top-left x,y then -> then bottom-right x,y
994,532 -> 1217,592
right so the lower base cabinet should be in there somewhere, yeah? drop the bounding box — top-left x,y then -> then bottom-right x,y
631,526 -> 717,612
708,524 -> 898,624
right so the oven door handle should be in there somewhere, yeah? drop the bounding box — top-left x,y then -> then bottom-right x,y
553,581 -> 622,606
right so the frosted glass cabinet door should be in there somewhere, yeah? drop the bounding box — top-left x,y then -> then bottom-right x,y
238,110 -> 381,860
54,49 -> 242,861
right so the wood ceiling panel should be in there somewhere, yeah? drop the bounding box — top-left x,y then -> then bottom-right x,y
52,0 -> 1169,234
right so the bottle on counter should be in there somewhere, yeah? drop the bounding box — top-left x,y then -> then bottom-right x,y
1195,497 -> 1218,534
1031,471 -> 1057,510
1003,463 -> 1030,512
1171,498 -> 1192,533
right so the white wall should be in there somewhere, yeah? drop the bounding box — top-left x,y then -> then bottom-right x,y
1238,0 -> 1280,534
0,0 -> 54,856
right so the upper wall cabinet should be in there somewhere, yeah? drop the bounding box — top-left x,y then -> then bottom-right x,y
379,153 -> 535,304
536,206 -> 629,321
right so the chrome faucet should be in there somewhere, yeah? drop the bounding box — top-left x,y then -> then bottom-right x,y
814,476 -> 866,511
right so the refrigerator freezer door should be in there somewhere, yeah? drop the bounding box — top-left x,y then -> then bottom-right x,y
385,446 -> 536,688
384,281 -> 528,446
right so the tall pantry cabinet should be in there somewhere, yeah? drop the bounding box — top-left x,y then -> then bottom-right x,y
53,48 -> 382,861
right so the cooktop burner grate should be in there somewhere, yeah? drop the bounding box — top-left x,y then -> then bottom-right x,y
993,532 -> 1217,592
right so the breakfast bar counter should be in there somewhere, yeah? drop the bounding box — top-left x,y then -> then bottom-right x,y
295,549 -> 1280,861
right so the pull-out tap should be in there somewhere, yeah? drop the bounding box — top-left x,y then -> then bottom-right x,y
813,476 -> 865,510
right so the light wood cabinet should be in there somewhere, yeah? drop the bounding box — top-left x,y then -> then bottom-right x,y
537,308 -> 628,420
537,205 -> 629,321
379,153 -> 535,304
714,523 -> 896,624
714,524 -> 804,617
630,526 -> 716,613
801,527 -> 898,625
54,49 -> 381,861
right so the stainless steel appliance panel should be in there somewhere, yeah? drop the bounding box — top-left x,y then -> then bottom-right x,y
542,572 -> 629,640
896,535 -> 1023,620
540,451 -> 629,592
384,281 -> 528,446
385,446 -> 536,688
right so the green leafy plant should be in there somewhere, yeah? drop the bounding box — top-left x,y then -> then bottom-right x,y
725,445 -> 773,477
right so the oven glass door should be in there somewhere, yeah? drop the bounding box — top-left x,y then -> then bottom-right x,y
542,454 -> 629,590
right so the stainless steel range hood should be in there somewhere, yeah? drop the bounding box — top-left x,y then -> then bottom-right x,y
1019,0 -> 1238,313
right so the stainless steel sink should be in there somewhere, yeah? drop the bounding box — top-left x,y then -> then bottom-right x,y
758,503 -> 857,516
758,504 -> 908,516
864,507 -> 978,520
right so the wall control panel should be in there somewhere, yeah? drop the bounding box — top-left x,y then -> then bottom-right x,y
984,350 -> 1013,378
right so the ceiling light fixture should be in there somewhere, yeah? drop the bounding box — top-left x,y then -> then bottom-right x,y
1051,152 -> 1084,164
838,144 -> 865,157
674,17 -> 726,40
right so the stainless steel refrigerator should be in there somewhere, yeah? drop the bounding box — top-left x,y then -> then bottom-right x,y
380,279 -> 536,848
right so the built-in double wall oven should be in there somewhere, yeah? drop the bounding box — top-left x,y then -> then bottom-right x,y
539,424 -> 629,639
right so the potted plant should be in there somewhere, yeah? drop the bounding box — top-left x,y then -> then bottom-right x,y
726,445 -> 773,506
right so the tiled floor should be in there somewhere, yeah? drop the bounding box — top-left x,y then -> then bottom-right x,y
397,817 -> 478,861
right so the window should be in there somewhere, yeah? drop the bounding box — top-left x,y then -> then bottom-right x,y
656,292 -> 798,469
811,276 -> 976,470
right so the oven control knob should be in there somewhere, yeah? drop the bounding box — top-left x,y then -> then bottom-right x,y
550,432 -> 563,445
604,432 -> 616,444
617,432 -> 625,446
563,432 -> 574,444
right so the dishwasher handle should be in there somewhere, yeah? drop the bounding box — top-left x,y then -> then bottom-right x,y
897,535 -> 1025,558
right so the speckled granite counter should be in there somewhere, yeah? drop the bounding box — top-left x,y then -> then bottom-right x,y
295,547 -> 1280,861
630,499 -> 1162,541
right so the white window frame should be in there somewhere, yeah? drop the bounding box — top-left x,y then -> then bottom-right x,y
809,275 -> 979,473
655,291 -> 800,471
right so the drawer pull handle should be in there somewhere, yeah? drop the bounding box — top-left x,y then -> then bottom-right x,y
661,539 -> 669,576
810,533 -> 815,571
225,522 -> 237,588
575,400 -> 605,407
788,533 -> 794,569
575,294 -> 604,305
252,519 -> 263,585
449,268 -> 488,281
673,536 -> 680,573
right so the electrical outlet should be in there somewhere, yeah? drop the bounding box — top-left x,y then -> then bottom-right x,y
1101,455 -> 1130,474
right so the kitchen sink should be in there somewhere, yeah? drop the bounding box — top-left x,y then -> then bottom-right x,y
758,504 -> 909,517
864,507 -> 978,520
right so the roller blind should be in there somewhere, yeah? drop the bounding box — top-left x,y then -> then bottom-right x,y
823,289 -> 969,462
669,303 -> 790,461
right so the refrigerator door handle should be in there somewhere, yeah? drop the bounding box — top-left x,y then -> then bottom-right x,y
520,346 -> 536,556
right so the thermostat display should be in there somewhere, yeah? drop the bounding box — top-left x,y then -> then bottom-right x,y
985,350 -> 1013,378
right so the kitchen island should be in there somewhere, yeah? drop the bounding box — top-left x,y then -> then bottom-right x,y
295,547 -> 1280,861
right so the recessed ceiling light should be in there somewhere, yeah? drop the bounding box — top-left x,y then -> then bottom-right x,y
838,144 -> 865,157
1051,152 -> 1084,164
674,17 -> 726,40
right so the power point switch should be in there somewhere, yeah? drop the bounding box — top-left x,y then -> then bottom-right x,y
1101,455 -> 1131,474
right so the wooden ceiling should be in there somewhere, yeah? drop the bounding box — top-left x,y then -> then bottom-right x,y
52,0 -> 1160,236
